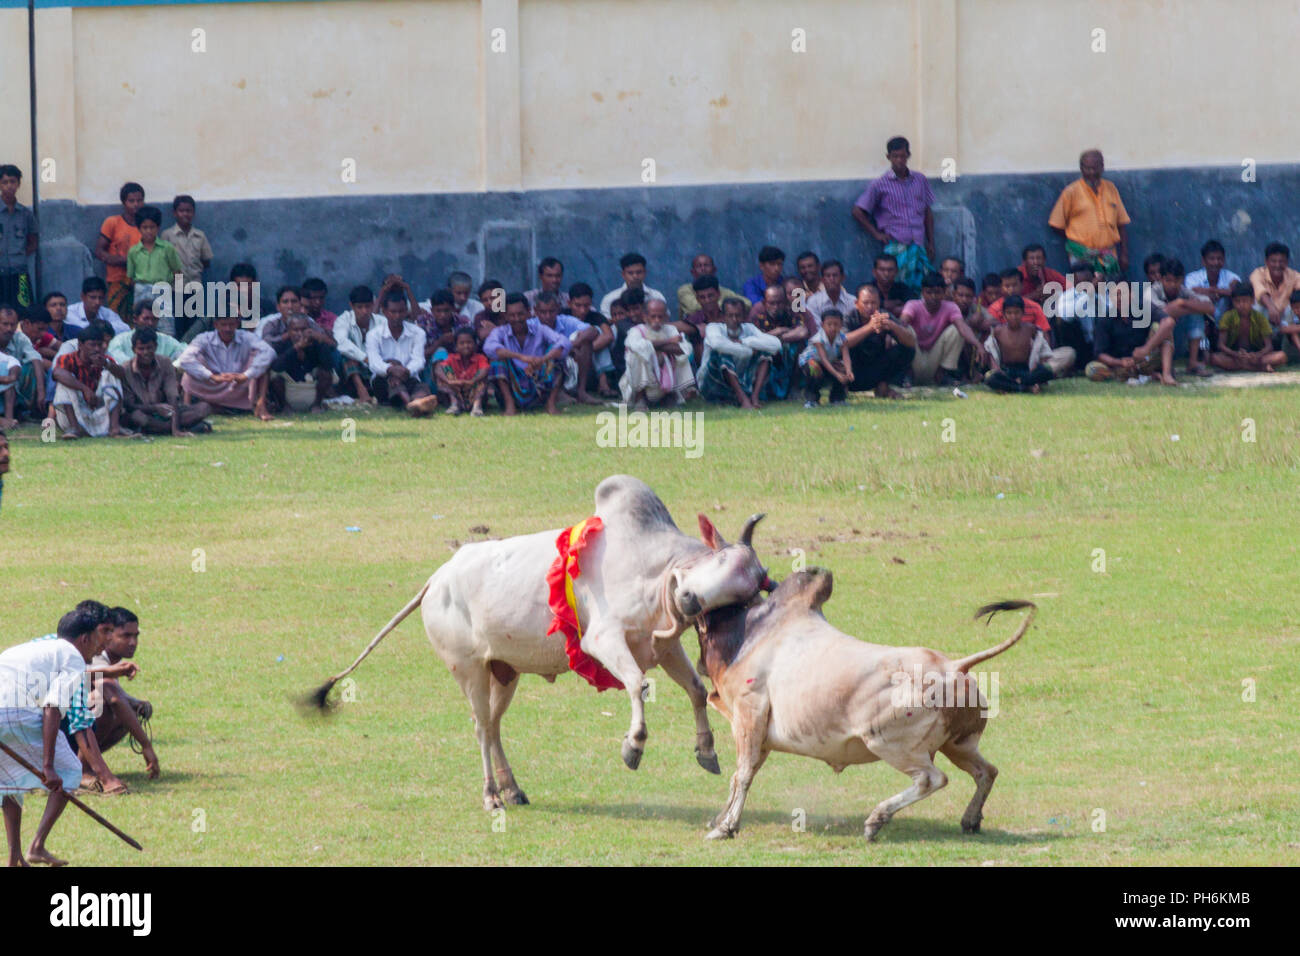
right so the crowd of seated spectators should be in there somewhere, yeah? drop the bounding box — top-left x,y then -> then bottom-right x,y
3,142 -> 1298,436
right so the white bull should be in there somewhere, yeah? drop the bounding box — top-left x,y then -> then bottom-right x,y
308,475 -> 771,810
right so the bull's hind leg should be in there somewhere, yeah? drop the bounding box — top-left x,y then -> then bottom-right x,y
488,666 -> 529,805
657,638 -> 721,774
450,663 -> 502,811
862,749 -> 948,842
940,734 -> 998,833
580,627 -> 649,770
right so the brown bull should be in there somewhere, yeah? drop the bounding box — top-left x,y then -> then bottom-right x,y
696,569 -> 1034,841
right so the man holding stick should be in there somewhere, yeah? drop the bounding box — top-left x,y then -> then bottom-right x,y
0,607 -> 102,866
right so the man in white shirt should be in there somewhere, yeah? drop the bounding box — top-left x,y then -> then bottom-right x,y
178,314 -> 276,419
699,297 -> 780,410
0,607 -> 102,867
64,277 -> 128,336
333,285 -> 379,403
450,272 -> 485,324
1184,239 -> 1240,323
365,287 -> 433,413
802,260 -> 856,323
599,252 -> 667,318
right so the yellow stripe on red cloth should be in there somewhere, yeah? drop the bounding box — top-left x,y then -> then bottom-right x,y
545,516 -> 624,691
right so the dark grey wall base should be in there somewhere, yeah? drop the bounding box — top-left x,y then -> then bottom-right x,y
31,163 -> 1292,314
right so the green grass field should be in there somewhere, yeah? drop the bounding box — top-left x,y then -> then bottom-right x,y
3,378 -> 1297,865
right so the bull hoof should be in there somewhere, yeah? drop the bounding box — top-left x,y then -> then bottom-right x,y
864,819 -> 885,842
621,738 -> 643,771
695,749 -> 721,775
483,793 -> 504,812
962,819 -> 981,833
503,788 -> 530,806
705,826 -> 735,841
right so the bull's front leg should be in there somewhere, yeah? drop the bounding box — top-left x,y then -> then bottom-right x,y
706,698 -> 769,840
657,637 -> 720,774
580,627 -> 649,770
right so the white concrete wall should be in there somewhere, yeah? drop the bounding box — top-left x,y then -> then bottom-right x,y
11,0 -> 1298,205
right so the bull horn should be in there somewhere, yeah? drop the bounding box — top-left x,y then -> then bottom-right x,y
739,512 -> 766,547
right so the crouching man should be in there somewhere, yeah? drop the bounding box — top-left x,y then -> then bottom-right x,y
84,607 -> 159,780
51,322 -> 132,438
119,328 -> 212,435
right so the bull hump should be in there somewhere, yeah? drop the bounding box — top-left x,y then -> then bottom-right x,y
770,569 -> 833,612
594,475 -> 678,533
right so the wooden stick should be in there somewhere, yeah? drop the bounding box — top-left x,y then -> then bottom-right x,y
0,739 -> 142,851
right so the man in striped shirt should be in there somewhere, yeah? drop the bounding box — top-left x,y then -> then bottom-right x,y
852,136 -> 937,289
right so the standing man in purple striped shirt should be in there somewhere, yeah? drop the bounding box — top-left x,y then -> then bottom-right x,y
852,136 -> 937,290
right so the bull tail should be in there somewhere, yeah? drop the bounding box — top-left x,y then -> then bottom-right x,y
952,600 -> 1035,674
302,580 -> 432,712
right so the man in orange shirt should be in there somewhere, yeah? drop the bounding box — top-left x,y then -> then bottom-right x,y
93,182 -> 144,318
1248,241 -> 1300,327
1048,150 -> 1131,278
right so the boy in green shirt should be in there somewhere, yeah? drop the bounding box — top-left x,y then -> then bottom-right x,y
1211,284 -> 1287,372
126,206 -> 184,335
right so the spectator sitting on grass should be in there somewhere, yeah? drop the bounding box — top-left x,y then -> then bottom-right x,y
867,253 -> 917,319
1085,298 -> 1176,386
125,205 -> 184,335
51,322 -> 133,439
179,313 -> 276,421
568,282 -> 616,398
269,315 -> 336,414
450,271 -> 484,324
804,260 -> 856,323
677,253 -> 741,320
525,257 -> 568,311
483,292 -> 570,416
1018,244 -> 1066,305
985,295 -> 1054,394
332,284 -> 378,404
1276,290 -> 1300,356
0,344 -> 19,429
743,245 -> 787,305
1142,253 -> 1167,286
953,276 -> 994,380
989,268 -> 1076,376
1249,241 -> 1300,332
2,304 -> 49,421
299,277 -> 337,332
699,296 -> 778,410
365,286 -> 433,416
794,251 -> 822,300
108,299 -> 184,365
749,284 -> 812,401
259,286 -> 329,349
1211,284 -> 1287,373
119,327 -> 212,436
620,298 -> 694,410
1049,260 -> 1098,367
939,256 -> 965,296
65,276 -> 127,336
978,272 -> 1002,310
599,252 -> 666,318
1152,258 -> 1214,377
1186,240 -> 1239,322
435,327 -> 489,416
843,283 -> 916,399
800,308 -> 852,407
533,290 -> 602,405
678,274 -> 722,355
42,292 -> 69,348
415,289 -> 460,383
20,308 -> 56,362
900,271 -> 988,386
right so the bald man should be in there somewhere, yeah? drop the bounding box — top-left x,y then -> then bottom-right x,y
1048,149 -> 1131,277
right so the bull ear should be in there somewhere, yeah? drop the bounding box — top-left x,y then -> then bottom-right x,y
739,512 -> 765,547
697,513 -> 726,550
